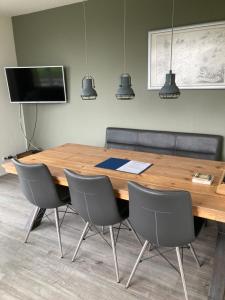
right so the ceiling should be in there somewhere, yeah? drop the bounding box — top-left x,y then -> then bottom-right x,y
0,0 -> 83,17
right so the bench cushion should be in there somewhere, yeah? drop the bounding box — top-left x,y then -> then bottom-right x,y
175,134 -> 221,154
138,131 -> 176,149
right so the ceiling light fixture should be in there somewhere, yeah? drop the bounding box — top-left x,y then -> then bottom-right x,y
116,0 -> 135,100
159,0 -> 180,99
81,1 -> 97,100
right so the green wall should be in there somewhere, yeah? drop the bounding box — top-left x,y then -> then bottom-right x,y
12,0 -> 225,159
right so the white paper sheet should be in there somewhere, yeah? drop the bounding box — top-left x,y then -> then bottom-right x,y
116,160 -> 152,174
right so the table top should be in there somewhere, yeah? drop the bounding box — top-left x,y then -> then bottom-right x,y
2,143 -> 225,222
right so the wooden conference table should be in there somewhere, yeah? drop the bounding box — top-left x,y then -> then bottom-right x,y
2,143 -> 225,300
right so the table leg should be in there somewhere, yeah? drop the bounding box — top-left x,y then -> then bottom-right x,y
208,222 -> 225,300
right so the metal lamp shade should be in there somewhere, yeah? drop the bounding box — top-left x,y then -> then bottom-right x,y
116,73 -> 135,100
159,71 -> 180,99
81,76 -> 97,100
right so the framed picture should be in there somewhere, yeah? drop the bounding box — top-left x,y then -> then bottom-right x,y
148,21 -> 225,90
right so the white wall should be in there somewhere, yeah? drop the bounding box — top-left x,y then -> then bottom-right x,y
0,16 -> 25,175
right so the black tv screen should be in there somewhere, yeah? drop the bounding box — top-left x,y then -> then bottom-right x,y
5,66 -> 67,103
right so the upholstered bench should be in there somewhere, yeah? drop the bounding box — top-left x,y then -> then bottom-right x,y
106,127 -> 223,161
105,127 -> 223,235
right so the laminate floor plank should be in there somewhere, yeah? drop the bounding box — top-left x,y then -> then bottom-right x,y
0,174 -> 223,300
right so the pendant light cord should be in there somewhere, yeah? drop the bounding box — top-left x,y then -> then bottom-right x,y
83,1 -> 88,70
170,0 -> 175,71
123,0 -> 126,73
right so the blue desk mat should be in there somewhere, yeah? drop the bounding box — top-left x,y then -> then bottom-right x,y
95,157 -> 130,170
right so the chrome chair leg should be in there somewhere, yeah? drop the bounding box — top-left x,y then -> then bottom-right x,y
24,206 -> 40,243
126,219 -> 143,246
176,247 -> 189,300
109,226 -> 120,283
126,240 -> 149,288
72,222 -> 89,262
189,243 -> 201,268
54,208 -> 63,258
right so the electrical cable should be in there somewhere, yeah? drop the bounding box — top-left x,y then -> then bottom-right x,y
83,1 -> 88,72
19,104 -> 41,151
170,0 -> 175,70
29,104 -> 38,143
123,0 -> 127,73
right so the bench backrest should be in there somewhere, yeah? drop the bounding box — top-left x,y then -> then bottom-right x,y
105,127 -> 223,161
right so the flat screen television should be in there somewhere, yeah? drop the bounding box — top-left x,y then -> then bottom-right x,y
5,66 -> 67,103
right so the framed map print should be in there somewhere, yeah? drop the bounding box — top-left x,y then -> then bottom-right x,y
148,21 -> 225,90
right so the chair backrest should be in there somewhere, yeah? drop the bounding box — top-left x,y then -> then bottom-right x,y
64,169 -> 123,226
13,158 -> 61,209
128,181 -> 195,247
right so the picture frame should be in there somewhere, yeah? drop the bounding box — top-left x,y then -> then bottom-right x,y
148,21 -> 225,90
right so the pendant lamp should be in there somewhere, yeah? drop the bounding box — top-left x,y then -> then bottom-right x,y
159,0 -> 180,99
116,0 -> 135,100
81,1 -> 97,100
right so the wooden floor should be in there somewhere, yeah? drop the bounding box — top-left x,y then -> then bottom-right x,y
0,174 -> 221,300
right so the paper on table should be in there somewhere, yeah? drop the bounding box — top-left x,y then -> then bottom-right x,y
116,160 -> 152,174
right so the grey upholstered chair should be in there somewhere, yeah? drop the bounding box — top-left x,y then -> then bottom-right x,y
64,169 -> 133,283
126,181 -> 201,300
13,158 -> 70,258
